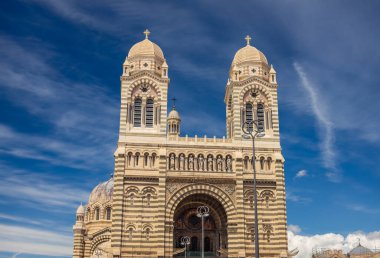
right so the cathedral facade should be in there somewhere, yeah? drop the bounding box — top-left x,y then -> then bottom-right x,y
73,30 -> 288,258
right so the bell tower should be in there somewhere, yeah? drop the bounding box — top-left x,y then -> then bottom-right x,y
225,35 -> 279,140
118,30 -> 170,143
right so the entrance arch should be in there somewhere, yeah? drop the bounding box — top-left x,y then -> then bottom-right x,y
171,192 -> 230,256
167,184 -> 236,257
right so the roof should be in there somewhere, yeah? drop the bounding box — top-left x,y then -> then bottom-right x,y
127,38 -> 165,61
232,44 -> 268,66
349,244 -> 373,255
88,177 -> 114,205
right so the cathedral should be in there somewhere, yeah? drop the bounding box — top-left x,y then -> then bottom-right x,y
72,30 -> 288,258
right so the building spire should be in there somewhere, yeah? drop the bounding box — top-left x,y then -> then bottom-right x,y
245,35 -> 252,46
144,29 -> 150,39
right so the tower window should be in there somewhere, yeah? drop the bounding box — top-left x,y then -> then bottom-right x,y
257,103 -> 265,132
106,207 -> 111,220
245,103 -> 253,131
134,98 -> 142,127
95,207 -> 100,220
146,98 -> 154,127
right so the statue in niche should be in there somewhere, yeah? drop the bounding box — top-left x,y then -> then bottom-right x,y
179,155 -> 185,170
170,154 -> 175,170
198,156 -> 204,171
217,157 -> 223,171
188,155 -> 194,170
226,157 -> 232,172
207,156 -> 213,171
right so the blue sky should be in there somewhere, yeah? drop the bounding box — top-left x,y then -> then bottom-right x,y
0,1 -> 379,257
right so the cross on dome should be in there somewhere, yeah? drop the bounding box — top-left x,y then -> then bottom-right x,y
245,35 -> 252,45
144,29 -> 150,39
171,97 -> 177,110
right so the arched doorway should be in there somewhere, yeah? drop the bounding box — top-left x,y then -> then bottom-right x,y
173,194 -> 228,257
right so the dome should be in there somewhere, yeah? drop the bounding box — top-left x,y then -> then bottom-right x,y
232,44 -> 268,66
76,203 -> 85,214
349,244 -> 372,255
127,31 -> 164,61
88,177 -> 114,205
168,109 -> 180,120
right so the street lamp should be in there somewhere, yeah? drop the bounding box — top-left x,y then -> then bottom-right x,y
197,205 -> 209,258
180,236 -> 190,258
94,248 -> 102,258
242,120 -> 265,258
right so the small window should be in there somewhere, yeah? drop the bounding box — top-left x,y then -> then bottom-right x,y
106,207 -> 111,220
134,98 -> 142,127
95,207 -> 100,220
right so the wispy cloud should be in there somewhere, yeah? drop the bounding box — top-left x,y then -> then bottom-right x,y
0,163 -> 89,211
286,192 -> 312,204
293,62 -> 340,182
0,36 -> 118,169
344,204 -> 380,215
0,224 -> 71,256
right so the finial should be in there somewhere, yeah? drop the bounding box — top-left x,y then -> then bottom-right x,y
171,97 -> 177,110
245,35 -> 252,46
143,29 -> 150,39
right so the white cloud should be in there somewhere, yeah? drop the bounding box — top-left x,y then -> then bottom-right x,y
293,62 -> 340,182
288,229 -> 380,258
289,224 -> 302,234
0,224 -> 71,256
295,170 -> 308,179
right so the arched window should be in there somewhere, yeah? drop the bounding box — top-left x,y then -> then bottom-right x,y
260,157 -> 265,170
95,207 -> 100,220
133,98 -> 142,127
144,153 -> 149,167
257,103 -> 265,132
106,207 -> 111,220
146,98 -> 154,127
128,228 -> 133,240
152,153 -> 156,167
244,156 -> 249,170
267,157 -> 272,170
86,208 -> 91,221
245,103 -> 253,126
127,152 -> 133,167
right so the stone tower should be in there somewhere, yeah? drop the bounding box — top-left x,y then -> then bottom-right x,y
73,31 -> 288,258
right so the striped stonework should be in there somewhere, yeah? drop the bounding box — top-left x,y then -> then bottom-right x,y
73,34 -> 288,258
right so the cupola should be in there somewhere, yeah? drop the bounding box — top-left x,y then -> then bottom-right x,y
230,35 -> 270,82
167,100 -> 181,136
123,29 -> 168,77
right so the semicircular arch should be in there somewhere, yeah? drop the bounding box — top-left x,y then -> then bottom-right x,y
166,183 -> 236,222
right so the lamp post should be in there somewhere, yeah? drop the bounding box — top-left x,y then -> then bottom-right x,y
180,236 -> 190,258
94,248 -> 102,258
242,120 -> 265,258
197,205 -> 209,258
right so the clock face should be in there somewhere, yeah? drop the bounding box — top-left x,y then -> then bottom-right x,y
140,84 -> 150,92
250,90 -> 259,98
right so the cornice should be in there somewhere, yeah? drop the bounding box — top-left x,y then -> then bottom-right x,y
120,70 -> 170,84
229,76 -> 278,89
